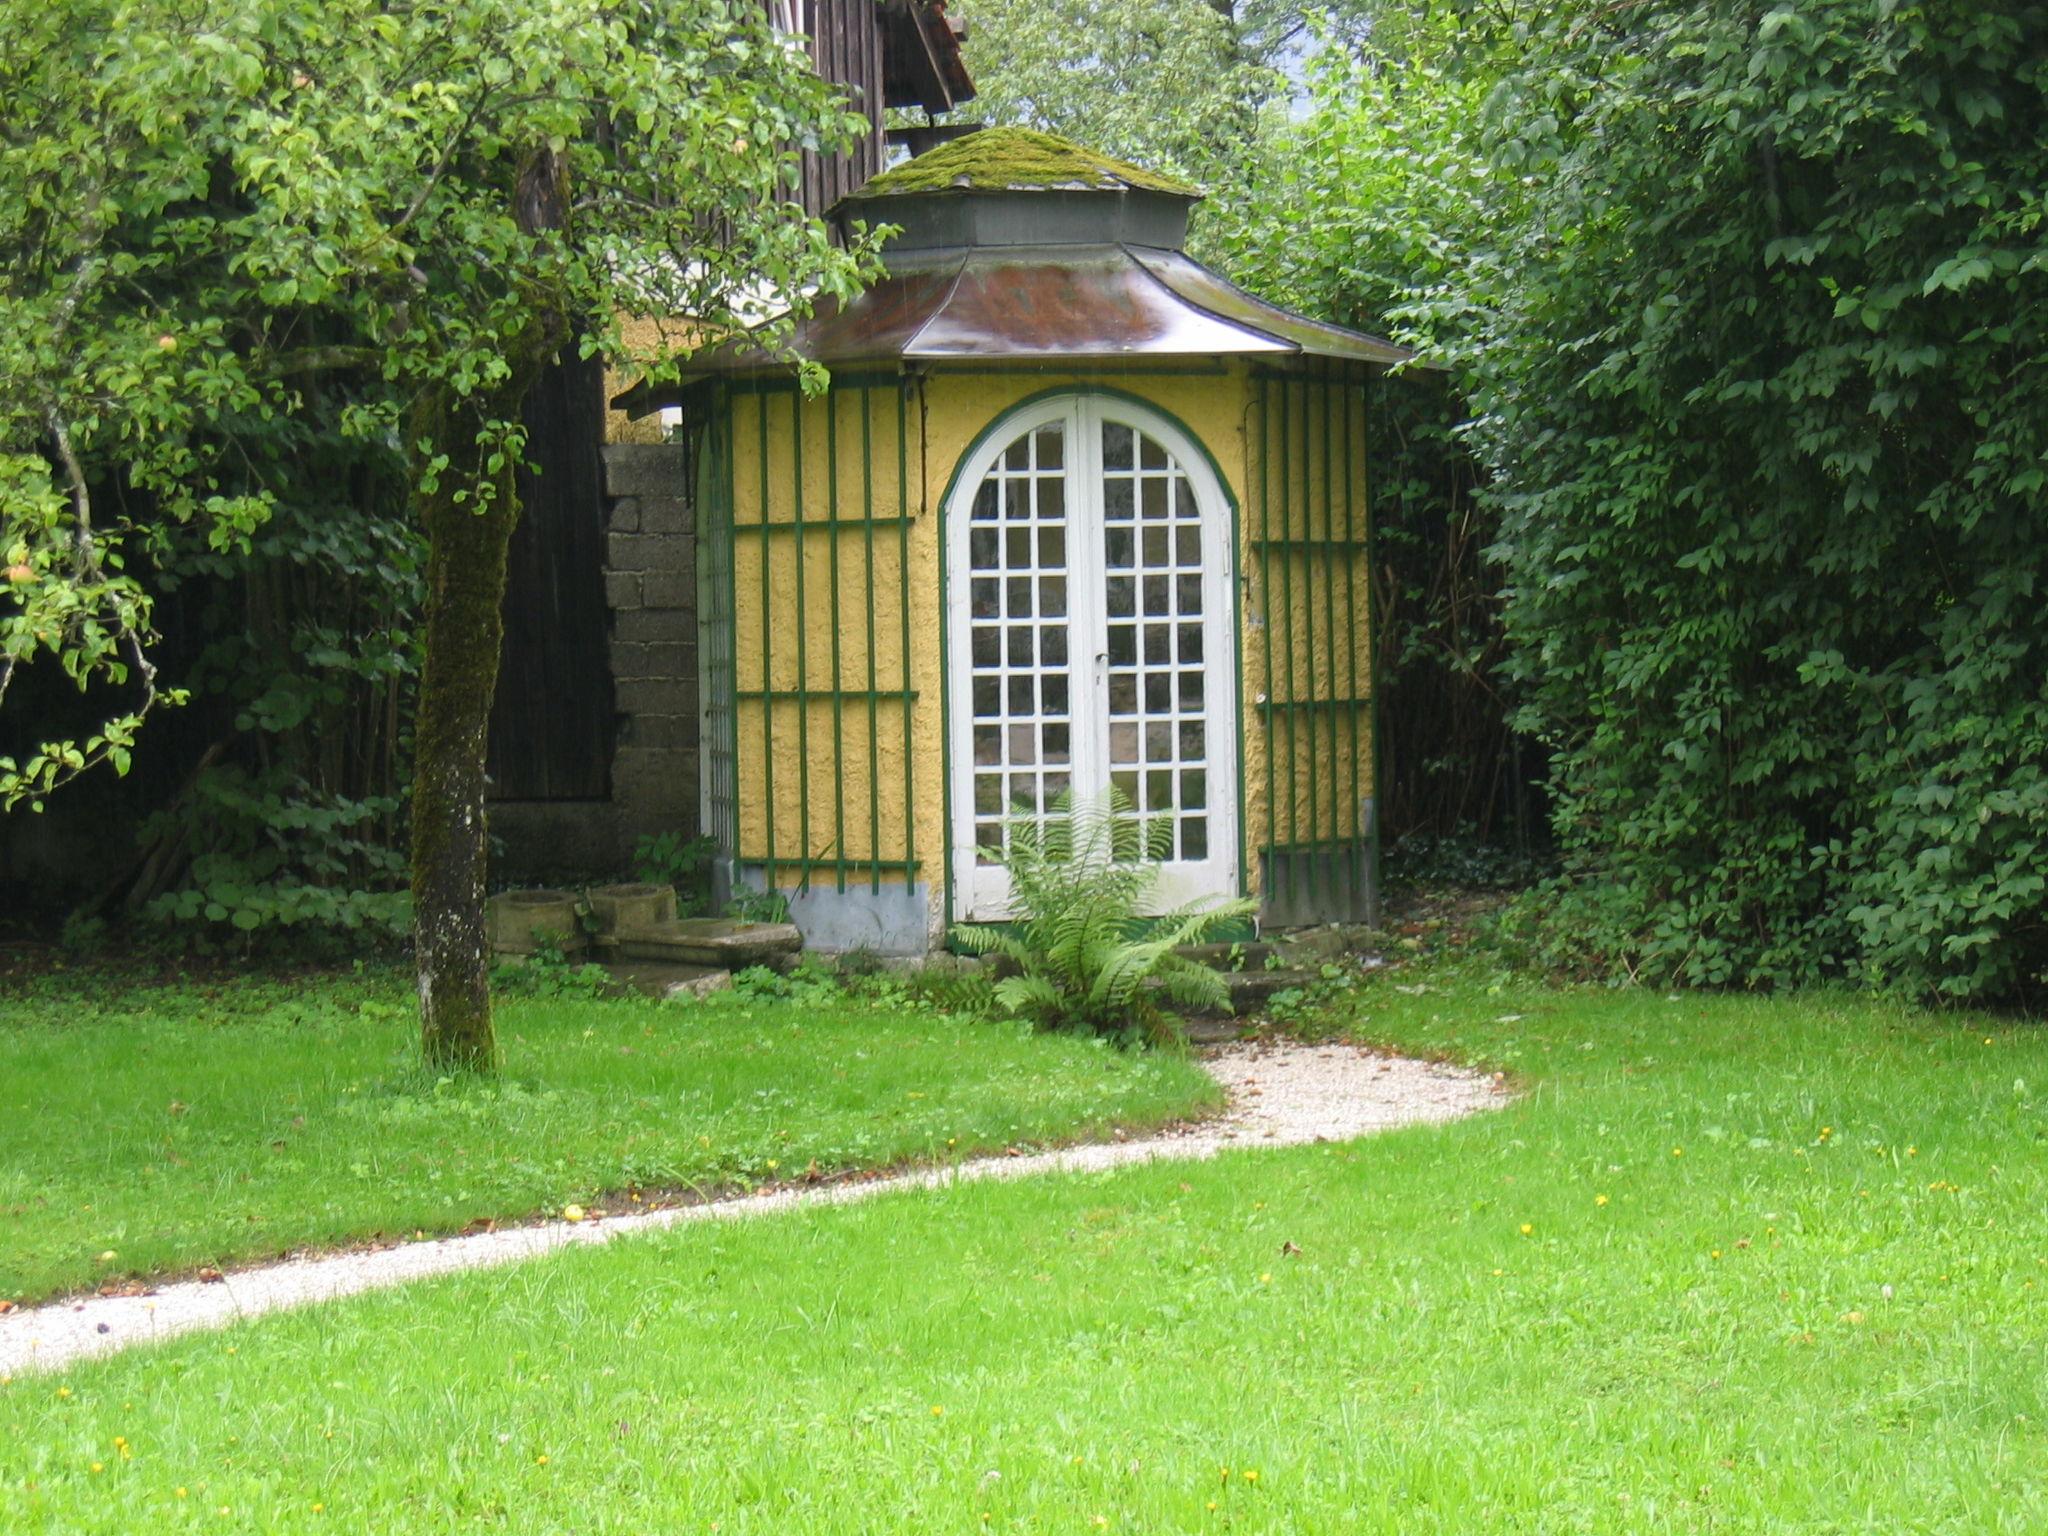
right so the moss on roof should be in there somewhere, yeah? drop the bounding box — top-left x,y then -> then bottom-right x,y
852,127 -> 1199,200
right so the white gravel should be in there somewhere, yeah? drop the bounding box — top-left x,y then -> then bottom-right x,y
0,1041 -> 1503,1377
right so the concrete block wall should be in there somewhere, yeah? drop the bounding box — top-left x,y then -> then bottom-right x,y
490,442 -> 701,881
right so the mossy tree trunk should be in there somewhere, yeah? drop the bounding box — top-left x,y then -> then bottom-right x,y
409,391 -> 522,1072
411,149 -> 569,1074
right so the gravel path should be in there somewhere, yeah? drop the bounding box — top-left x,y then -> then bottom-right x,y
0,1041 -> 1503,1377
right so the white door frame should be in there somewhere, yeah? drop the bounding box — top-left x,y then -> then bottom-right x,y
946,393 -> 1240,923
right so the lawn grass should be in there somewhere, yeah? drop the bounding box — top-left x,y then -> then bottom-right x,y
5,963 -> 2045,1533
0,969 -> 1219,1306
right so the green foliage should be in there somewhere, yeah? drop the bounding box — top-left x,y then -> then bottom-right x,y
2,0 -> 878,811
1215,24 -> 1536,847
1465,2 -> 2048,998
727,887 -> 792,925
953,791 -> 1255,1045
632,831 -> 717,917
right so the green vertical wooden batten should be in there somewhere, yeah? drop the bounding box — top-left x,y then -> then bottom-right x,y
1277,374 -> 1300,904
755,390 -> 775,886
1342,363 -> 1364,901
790,388 -> 812,886
861,383 -> 882,893
723,392 -> 741,865
1257,373 -> 1278,910
826,386 -> 847,891
1319,362 -> 1340,904
899,379 -> 916,885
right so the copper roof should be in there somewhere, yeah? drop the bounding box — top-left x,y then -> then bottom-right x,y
620,132 -> 1415,415
625,243 -> 1412,412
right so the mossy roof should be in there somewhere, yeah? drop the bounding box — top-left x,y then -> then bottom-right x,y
850,127 -> 1199,200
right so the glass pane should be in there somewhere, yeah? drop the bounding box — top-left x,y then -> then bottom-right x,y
972,482 -> 998,521
1107,577 -> 1135,617
1004,479 -> 1030,519
1143,526 -> 1170,566
1139,433 -> 1168,470
1008,725 -> 1036,765
1178,622 -> 1203,664
1179,721 -> 1205,761
1177,574 -> 1203,615
1106,528 -> 1135,569
1006,576 -> 1033,618
1007,627 -> 1034,666
1107,626 -> 1136,666
1144,623 -> 1171,664
1006,527 -> 1032,566
1181,769 -> 1206,810
1146,771 -> 1174,811
1039,526 -> 1066,566
973,678 -> 999,717
1034,424 -> 1064,469
1179,671 -> 1204,709
1143,575 -> 1170,616
1182,817 -> 1207,859
972,629 -> 998,667
1110,722 -> 1138,763
1103,423 -> 1134,470
1108,672 -> 1137,714
1008,675 -> 1034,715
970,527 -> 997,568
1004,439 -> 1030,471
1045,724 -> 1071,764
1146,674 -> 1170,712
973,725 -> 1001,765
1145,721 -> 1173,761
975,776 -> 1002,814
1176,524 -> 1201,565
1103,478 -> 1133,521
1040,577 -> 1067,618
1040,477 -> 1065,521
970,578 -> 998,618
1142,477 -> 1169,521
1043,674 -> 1069,716
1042,627 -> 1069,666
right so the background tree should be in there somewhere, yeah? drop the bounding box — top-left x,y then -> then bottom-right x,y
1471,1 -> 2048,997
1,0 -> 879,1064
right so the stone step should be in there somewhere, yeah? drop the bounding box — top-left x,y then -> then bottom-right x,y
1151,964 -> 1322,1021
1176,940 -> 1281,973
612,917 -> 803,969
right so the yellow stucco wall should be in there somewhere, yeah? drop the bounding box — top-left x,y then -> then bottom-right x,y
720,362 -> 1373,930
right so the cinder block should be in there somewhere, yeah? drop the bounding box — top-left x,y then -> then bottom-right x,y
641,569 -> 695,609
606,497 -> 641,534
607,532 -> 674,572
638,498 -> 694,536
614,608 -> 694,644
611,642 -> 691,681
603,571 -> 641,610
613,678 -> 694,717
602,443 -> 687,500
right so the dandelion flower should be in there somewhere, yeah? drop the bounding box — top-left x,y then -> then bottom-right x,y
1243,1469 -> 1260,1483
1595,1194 -> 1609,1207
1519,1223 -> 1533,1236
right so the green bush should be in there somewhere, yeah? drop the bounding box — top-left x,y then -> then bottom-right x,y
952,791 -> 1255,1045
1472,2 -> 2048,999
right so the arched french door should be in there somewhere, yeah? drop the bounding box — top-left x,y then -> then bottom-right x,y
947,394 -> 1239,922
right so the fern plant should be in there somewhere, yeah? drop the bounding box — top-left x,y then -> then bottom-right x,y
952,789 -> 1257,1045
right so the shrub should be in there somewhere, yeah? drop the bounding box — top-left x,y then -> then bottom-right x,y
952,791 -> 1255,1045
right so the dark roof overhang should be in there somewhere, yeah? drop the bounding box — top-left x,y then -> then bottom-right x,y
880,0 -> 974,114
